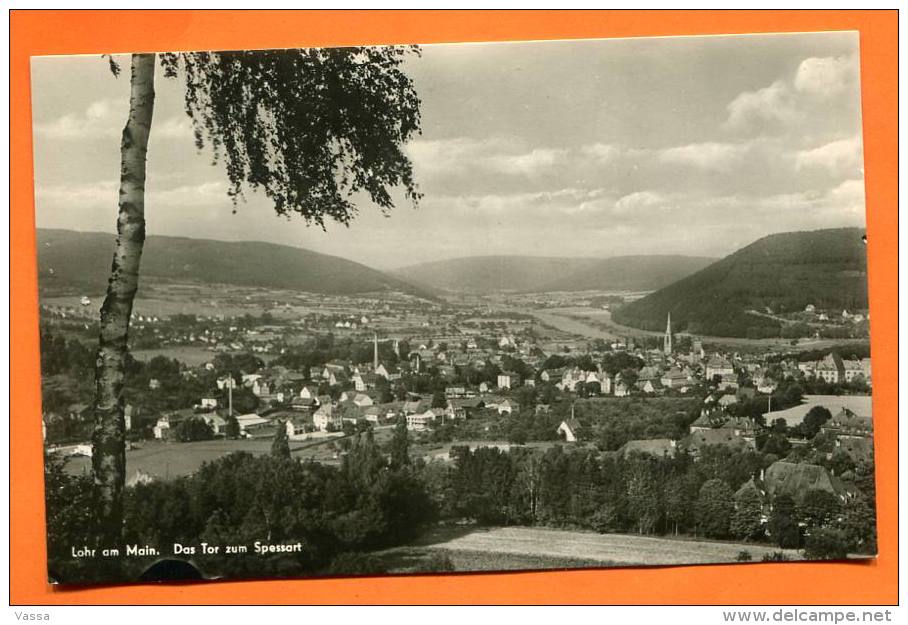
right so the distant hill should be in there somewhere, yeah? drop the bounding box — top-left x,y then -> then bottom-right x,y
537,255 -> 715,293
393,256 -> 602,293
611,228 -> 869,338
393,254 -> 712,293
36,229 -> 434,298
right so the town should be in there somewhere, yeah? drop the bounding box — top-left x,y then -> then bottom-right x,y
40,284 -> 875,572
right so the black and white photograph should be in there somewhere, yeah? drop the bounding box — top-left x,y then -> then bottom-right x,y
33,31 -> 876,585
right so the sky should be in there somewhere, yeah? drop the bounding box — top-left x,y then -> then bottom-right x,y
31,31 -> 866,270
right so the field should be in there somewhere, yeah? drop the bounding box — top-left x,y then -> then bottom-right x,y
390,526 -> 800,570
131,346 -> 229,366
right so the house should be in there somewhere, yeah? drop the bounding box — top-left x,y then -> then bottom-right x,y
351,393 -> 374,408
236,412 -> 270,436
497,372 -> 521,389
251,378 -> 271,397
614,382 -> 630,397
313,404 -> 342,431
618,438 -> 676,459
660,368 -> 689,389
560,368 -> 587,392
445,386 -> 467,398
636,378 -> 657,394
763,461 -> 854,505
689,410 -> 727,433
299,386 -> 318,399
403,399 -> 425,415
813,354 -> 843,384
718,373 -> 739,391
338,401 -> 365,424
407,408 -> 442,431
353,372 -> 380,392
705,355 -> 734,380
557,418 -> 581,442
718,416 -> 757,439
199,397 -> 218,410
152,409 -> 194,440
497,399 -> 520,415
449,397 -> 485,419
717,394 -> 738,408
756,375 -> 777,394
841,359 -> 865,383
363,406 -> 383,424
202,413 -> 227,436
821,407 -> 873,439
541,367 -> 565,383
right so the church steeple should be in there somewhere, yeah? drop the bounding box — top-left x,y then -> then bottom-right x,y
663,312 -> 673,355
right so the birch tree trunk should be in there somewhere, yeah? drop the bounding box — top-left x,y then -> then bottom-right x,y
91,53 -> 155,545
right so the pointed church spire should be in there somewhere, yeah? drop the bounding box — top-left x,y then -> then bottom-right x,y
664,312 -> 673,355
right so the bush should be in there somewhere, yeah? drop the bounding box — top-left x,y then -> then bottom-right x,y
804,527 -> 850,560
735,550 -> 753,562
761,551 -> 790,562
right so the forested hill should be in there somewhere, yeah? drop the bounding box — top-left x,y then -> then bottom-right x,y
611,228 -> 869,338
394,254 -> 713,293
36,229 -> 434,298
537,255 -> 715,292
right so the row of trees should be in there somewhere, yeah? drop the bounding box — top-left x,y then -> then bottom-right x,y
429,444 -> 876,557
45,425 -> 433,583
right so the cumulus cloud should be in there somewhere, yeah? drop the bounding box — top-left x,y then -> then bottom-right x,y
35,96 -> 196,145
658,141 -> 750,171
486,147 -> 569,175
724,81 -> 800,133
723,55 -> 860,135
794,136 -> 863,176
33,98 -> 127,140
613,191 -> 667,215
794,55 -> 859,97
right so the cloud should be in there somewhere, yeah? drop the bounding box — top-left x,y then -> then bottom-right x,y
153,116 -> 194,140
36,179 -> 230,212
486,147 -> 569,175
408,137 -> 570,179
794,55 -> 859,97
658,141 -> 749,171
724,81 -> 800,133
33,98 -> 127,140
580,143 -> 621,163
794,136 -> 863,175
34,97 -> 193,143
613,190 -> 667,215
723,55 -> 860,136
35,179 -> 120,206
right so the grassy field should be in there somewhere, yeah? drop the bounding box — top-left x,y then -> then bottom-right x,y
64,436 -> 348,479
405,526 -> 799,569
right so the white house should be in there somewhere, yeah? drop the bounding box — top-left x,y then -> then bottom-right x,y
557,418 -> 581,442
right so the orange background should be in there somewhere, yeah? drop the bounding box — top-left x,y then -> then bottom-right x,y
10,10 -> 898,605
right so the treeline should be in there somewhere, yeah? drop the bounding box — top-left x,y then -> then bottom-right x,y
428,444 -> 876,558
45,426 -> 435,583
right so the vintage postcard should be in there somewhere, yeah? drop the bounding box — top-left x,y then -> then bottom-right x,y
33,31 -> 875,585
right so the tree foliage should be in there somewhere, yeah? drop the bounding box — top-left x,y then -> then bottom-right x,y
158,47 -> 422,225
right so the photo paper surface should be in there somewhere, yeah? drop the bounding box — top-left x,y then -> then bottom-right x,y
33,31 -> 875,585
